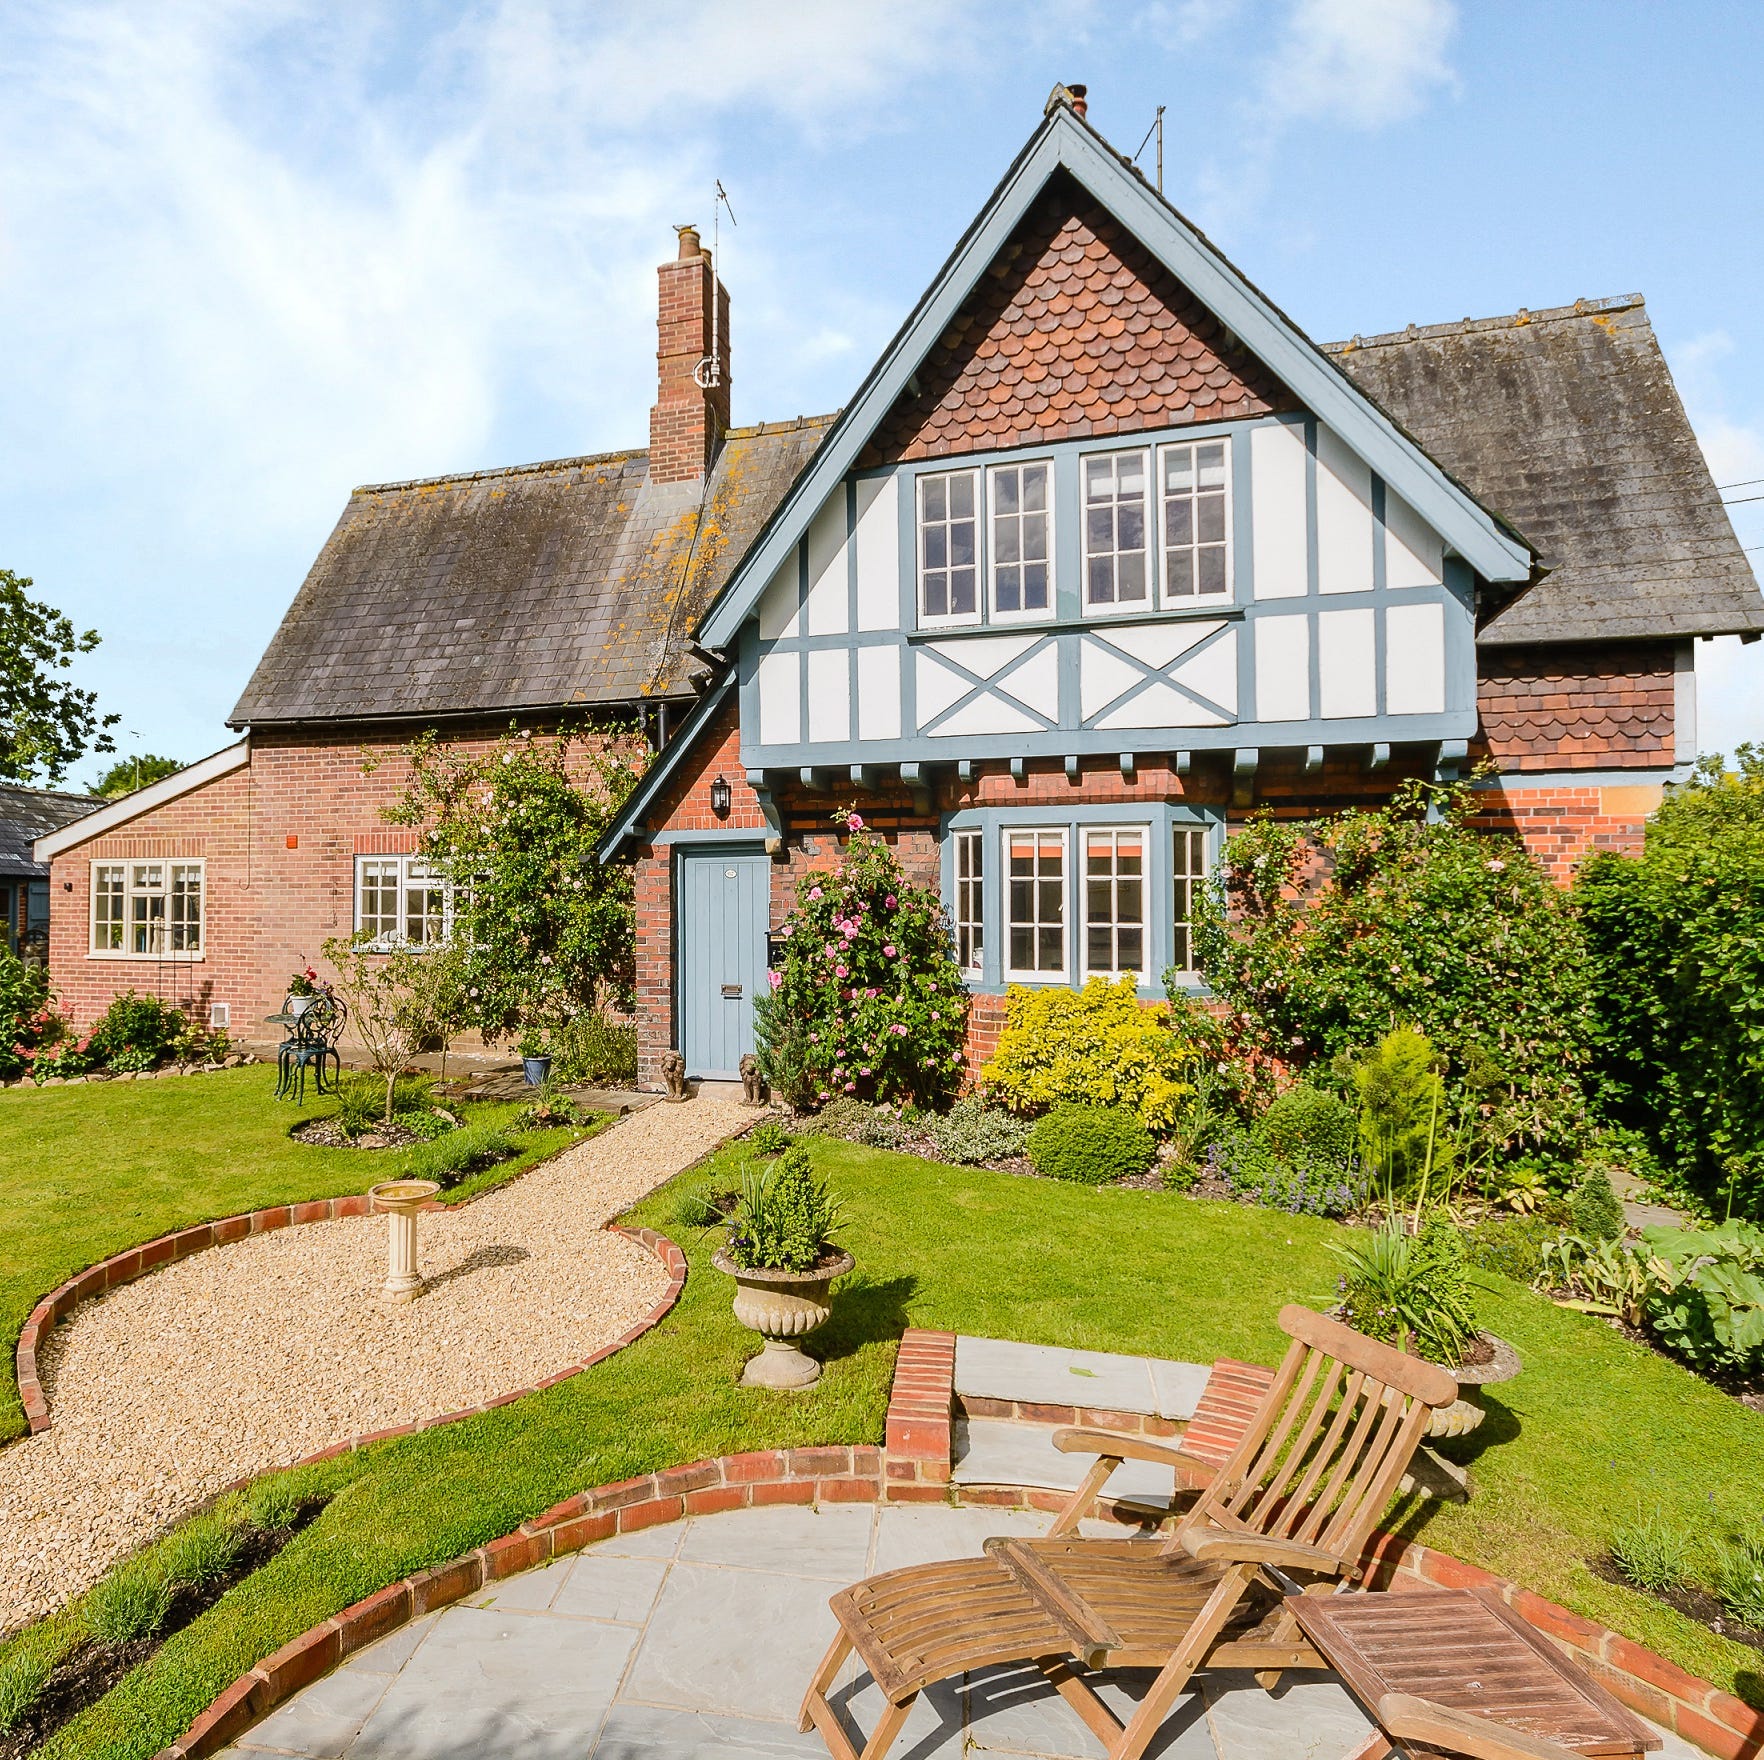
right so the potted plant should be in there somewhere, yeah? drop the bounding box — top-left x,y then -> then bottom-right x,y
516,1026 -> 552,1088
712,1146 -> 852,1389
285,967 -> 323,1020
1332,1211 -> 1521,1439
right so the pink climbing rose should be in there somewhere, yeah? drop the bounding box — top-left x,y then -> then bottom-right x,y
847,812 -> 864,831
768,970 -> 782,990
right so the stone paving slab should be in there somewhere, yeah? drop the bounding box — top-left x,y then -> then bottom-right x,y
952,1417 -> 1179,1512
956,1336 -> 1211,1418
223,1503 -> 1688,1760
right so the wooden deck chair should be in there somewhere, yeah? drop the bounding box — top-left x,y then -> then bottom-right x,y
1046,1357 -> 1279,1536
800,1305 -> 1458,1760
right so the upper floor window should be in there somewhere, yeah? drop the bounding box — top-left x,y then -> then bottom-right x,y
1083,451 -> 1149,610
918,470 -> 979,623
989,461 -> 1051,619
953,829 -> 984,976
92,860 -> 203,956
1161,440 -> 1231,599
356,855 -> 450,948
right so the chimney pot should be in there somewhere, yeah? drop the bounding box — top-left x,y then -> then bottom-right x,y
675,223 -> 701,260
1069,83 -> 1088,119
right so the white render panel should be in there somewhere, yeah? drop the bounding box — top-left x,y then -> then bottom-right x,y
1096,679 -> 1228,730
1096,619 -> 1225,669
856,644 -> 901,741
854,474 -> 900,630
804,497 -> 850,636
1081,640 -> 1144,720
915,650 -> 971,729
933,693 -> 1040,737
1385,601 -> 1446,714
995,643 -> 1059,719
1316,424 -> 1374,595
1170,628 -> 1238,714
927,633 -> 1038,680
1318,608 -> 1377,719
757,650 -> 801,745
1251,422 -> 1308,599
756,560 -> 800,641
806,647 -> 850,741
1254,613 -> 1311,721
1385,488 -> 1444,589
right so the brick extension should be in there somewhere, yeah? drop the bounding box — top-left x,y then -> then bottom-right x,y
13,1180 -> 688,1440
154,1334 -> 1764,1760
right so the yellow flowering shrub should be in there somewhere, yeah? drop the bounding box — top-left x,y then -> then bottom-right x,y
980,976 -> 1198,1133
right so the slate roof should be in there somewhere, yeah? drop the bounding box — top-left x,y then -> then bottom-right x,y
229,417 -> 833,726
1328,297 -> 1764,645
0,783 -> 101,878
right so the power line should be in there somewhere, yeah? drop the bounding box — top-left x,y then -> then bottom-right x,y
1723,491 -> 1764,506
1717,476 -> 1764,492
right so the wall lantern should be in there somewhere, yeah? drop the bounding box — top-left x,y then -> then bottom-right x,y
710,775 -> 732,818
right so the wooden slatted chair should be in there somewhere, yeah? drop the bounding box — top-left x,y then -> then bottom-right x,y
800,1305 -> 1459,1760
1046,1357 -> 1278,1536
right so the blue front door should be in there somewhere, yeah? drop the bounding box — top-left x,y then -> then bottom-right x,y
678,848 -> 770,1080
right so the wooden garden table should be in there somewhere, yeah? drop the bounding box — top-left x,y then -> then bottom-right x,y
1282,1586 -> 1660,1760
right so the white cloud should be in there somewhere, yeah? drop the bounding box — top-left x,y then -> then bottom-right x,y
1265,0 -> 1458,130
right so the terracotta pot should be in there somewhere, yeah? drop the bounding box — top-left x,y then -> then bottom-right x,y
1425,1332 -> 1522,1439
712,1248 -> 854,1390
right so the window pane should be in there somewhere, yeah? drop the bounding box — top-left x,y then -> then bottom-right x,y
1023,465 -> 1047,512
923,477 -> 945,520
950,474 -> 974,518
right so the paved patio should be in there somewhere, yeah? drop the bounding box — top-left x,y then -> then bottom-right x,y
217,1502 -> 1697,1760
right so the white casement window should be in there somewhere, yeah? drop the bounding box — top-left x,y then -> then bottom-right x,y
1161,439 -> 1231,600
1083,828 -> 1147,979
918,469 -> 980,623
1083,450 -> 1150,610
1005,828 -> 1067,978
355,856 -> 450,948
91,860 -> 204,956
1171,823 -> 1210,976
988,460 -> 1052,619
953,829 -> 984,976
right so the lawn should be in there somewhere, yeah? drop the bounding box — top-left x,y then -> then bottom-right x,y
0,1068 -> 588,1441
3,1113 -> 1763,1757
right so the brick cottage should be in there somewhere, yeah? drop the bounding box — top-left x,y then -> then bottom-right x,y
38,88 -> 1762,1087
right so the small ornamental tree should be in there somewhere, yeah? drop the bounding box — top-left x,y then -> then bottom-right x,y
753,808 -> 969,1110
1193,775 -> 1594,1161
322,935 -> 442,1124
1577,747 -> 1764,1220
383,724 -> 642,1042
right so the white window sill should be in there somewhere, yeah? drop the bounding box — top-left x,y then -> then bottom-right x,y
86,950 -> 206,963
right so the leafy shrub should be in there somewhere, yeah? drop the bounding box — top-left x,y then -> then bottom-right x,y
1352,1028 -> 1450,1193
1568,1165 -> 1626,1243
1715,1529 -> 1764,1629
1609,1510 -> 1694,1595
1209,1129 -> 1369,1218
1257,1083 -> 1358,1167
923,1096 -> 1030,1166
334,1076 -> 380,1138
1461,1214 -> 1557,1285
747,1121 -> 791,1157
1195,778 -> 1593,1162
755,809 -> 969,1110
725,1146 -> 841,1272
83,1565 -> 173,1645
1026,1104 -> 1156,1186
1639,1220 -> 1764,1375
391,1107 -> 455,1142
551,1011 -> 637,1085
1578,747 -> 1764,1221
797,1097 -> 916,1150
0,1631 -> 58,1732
983,977 -> 1197,1132
1334,1213 -> 1479,1365
87,990 -> 185,1070
403,1122 -> 511,1188
514,1094 -> 582,1130
159,1513 -> 243,1589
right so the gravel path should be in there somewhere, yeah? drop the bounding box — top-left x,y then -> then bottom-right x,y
0,1094 -> 748,1633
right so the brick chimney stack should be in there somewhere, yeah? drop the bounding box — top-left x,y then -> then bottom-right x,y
649,224 -> 731,484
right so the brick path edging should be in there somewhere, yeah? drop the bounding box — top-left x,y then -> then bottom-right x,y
13,1149 -> 683,1437
878,1327 -> 1764,1760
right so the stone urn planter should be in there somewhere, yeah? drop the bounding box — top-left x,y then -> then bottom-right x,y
1425,1332 -> 1522,1439
712,1248 -> 853,1390
370,1179 -> 441,1303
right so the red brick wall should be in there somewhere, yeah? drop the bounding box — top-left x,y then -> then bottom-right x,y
1476,642 -> 1675,771
1469,778 -> 1661,880
46,723 -> 623,1045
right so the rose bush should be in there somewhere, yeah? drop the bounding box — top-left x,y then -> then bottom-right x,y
753,809 -> 969,1110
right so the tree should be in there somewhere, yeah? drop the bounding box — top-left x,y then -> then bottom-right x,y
321,935 -> 445,1124
0,570 -> 119,784
92,753 -> 182,799
382,724 -> 643,1042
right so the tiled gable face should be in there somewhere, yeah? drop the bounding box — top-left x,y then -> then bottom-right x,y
859,175 -> 1294,469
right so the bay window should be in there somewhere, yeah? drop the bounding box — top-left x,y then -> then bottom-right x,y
1083,828 -> 1146,979
1006,829 -> 1067,977
953,829 -> 984,975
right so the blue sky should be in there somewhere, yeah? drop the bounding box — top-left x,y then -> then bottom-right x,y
3,0 -> 1761,785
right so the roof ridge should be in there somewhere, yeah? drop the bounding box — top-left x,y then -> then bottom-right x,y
0,780 -> 98,803
352,412 -> 844,499
1326,294 -> 1646,355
